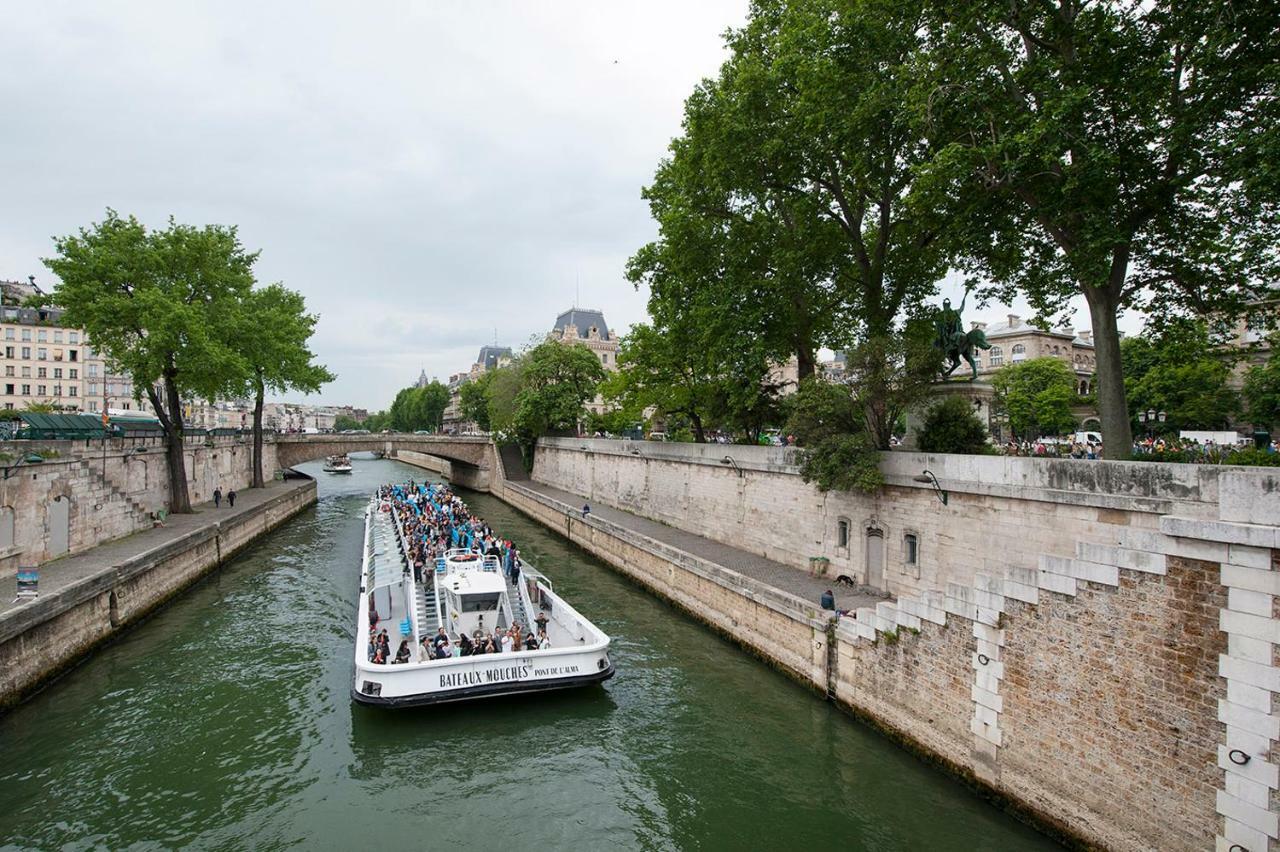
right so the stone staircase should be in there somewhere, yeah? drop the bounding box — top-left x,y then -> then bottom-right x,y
73,459 -> 154,533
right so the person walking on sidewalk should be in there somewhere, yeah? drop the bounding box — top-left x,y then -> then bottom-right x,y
227,489 -> 236,508
213,487 -> 222,508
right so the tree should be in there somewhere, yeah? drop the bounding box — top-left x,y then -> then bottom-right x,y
333,414 -> 363,432
918,0 -> 1280,457
630,0 -> 955,425
45,211 -> 255,513
1123,320 -> 1239,433
784,379 -> 883,494
458,375 -> 492,432
231,284 -> 333,488
991,357 -> 1079,441
384,382 -> 450,433
916,395 -> 990,454
1244,335 -> 1280,430
511,341 -> 606,446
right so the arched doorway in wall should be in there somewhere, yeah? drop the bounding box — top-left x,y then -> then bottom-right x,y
0,506 -> 14,550
49,495 -> 71,557
864,525 -> 885,591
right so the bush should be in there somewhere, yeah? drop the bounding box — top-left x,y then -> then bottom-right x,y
916,395 -> 990,454
1225,447 -> 1280,467
797,433 -> 884,493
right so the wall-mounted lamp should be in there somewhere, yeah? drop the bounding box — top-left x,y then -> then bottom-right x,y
721,455 -> 743,478
912,469 -> 948,506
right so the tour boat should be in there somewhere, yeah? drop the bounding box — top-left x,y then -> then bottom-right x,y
324,454 -> 353,474
352,494 -> 614,707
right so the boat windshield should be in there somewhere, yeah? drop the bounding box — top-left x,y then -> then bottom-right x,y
460,593 -> 501,612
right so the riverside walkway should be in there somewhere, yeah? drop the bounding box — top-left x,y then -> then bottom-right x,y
1,479 -> 309,622
514,479 -> 884,612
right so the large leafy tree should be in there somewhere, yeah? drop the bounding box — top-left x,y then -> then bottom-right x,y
231,284 -> 333,488
918,0 -> 1280,457
1244,335 -> 1280,430
631,0 -> 952,415
511,341 -> 606,445
458,374 -> 492,432
385,382 -> 450,433
44,211 -> 255,513
1122,319 -> 1240,433
991,357 -> 1080,440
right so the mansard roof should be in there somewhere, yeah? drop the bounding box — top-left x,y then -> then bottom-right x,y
553,307 -> 611,341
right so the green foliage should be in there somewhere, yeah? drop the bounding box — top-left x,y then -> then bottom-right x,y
784,379 -> 861,446
991,358 -> 1079,440
918,0 -> 1280,456
1226,447 -> 1280,467
43,210 -> 257,512
1244,336 -> 1280,429
604,323 -> 726,443
1124,321 -> 1240,432
511,341 -> 606,443
797,433 -> 884,494
387,382 -> 450,432
916,395 -> 990,455
333,415 -> 363,432
458,374 -> 492,432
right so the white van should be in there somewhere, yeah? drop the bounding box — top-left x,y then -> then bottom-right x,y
1073,431 -> 1102,445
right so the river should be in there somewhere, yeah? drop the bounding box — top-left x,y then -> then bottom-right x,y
0,457 -> 1058,851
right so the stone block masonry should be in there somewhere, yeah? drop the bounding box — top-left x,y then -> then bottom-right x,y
0,478 -> 316,709
520,439 -> 1280,851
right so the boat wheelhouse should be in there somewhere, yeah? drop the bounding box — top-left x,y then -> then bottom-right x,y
352,491 -> 613,707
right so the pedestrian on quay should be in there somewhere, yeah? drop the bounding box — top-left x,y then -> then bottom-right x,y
581,503 -> 591,519
820,589 -> 836,611
213,487 -> 222,508
227,489 -> 236,508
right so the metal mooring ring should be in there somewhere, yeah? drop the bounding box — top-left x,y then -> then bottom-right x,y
1229,749 -> 1251,766
977,653 -> 990,666
1229,845 -> 1247,852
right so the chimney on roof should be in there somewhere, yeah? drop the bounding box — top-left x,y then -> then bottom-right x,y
970,321 -> 987,331
1078,329 -> 1092,343
1007,314 -> 1020,327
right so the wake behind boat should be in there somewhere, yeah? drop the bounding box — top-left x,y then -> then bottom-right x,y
353,481 -> 614,707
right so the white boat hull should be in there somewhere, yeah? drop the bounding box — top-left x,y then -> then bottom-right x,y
352,647 -> 613,707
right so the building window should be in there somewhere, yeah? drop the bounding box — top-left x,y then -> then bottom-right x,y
68,386 -> 77,397
1011,344 -> 1026,362
21,329 -> 31,341
89,400 -> 98,412
37,330 -> 47,343
21,347 -> 30,359
88,364 -> 98,377
69,350 -> 77,362
837,518 -> 850,548
88,383 -> 98,396
3,346 -> 11,358
904,533 -> 918,565
989,346 -> 1003,367
53,349 -> 63,361
53,331 -> 63,343
3,384 -> 12,395
53,368 -> 62,379
37,368 -> 46,379
36,385 -> 46,396
3,367 -> 11,377
69,331 -> 78,344
20,384 -> 29,395
37,348 -> 46,361
69,369 -> 77,379
601,353 -> 608,364
21,367 -> 30,378
52,385 -> 62,397
3,329 -> 11,340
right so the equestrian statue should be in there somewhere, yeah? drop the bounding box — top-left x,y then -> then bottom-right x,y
934,289 -> 991,380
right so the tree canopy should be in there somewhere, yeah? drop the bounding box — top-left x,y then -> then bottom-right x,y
918,0 -> 1280,456
991,357 -> 1080,441
1122,320 -> 1240,432
1244,335 -> 1280,431
44,210 -> 257,512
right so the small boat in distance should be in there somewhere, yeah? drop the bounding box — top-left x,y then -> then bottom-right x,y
324,454 -> 353,474
353,484 -> 613,707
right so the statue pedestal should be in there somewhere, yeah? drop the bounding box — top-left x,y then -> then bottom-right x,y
901,380 -> 997,450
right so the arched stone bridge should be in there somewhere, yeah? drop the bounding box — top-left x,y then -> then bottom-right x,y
273,434 -> 497,489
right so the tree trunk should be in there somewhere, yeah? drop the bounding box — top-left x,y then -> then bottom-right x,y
161,377 -> 192,513
796,346 -> 816,382
690,413 -> 706,443
251,377 -> 265,489
1085,288 -> 1133,460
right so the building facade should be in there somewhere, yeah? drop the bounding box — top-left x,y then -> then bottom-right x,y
549,307 -> 619,417
971,314 -> 1097,394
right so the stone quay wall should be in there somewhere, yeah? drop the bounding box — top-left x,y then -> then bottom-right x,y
0,478 -> 315,709
0,435 -> 279,577
521,439 -> 1280,852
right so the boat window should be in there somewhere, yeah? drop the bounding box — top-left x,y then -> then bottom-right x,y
461,593 -> 500,612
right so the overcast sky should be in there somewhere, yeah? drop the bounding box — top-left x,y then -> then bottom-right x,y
2,2 -> 1133,410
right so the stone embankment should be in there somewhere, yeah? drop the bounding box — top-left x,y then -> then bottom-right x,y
457,439 -> 1278,852
0,478 -> 316,709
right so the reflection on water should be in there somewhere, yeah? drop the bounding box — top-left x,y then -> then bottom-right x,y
0,455 -> 1058,851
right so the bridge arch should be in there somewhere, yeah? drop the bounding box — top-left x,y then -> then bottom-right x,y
272,434 -> 495,490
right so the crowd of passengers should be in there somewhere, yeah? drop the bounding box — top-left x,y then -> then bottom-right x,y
366,480 -> 552,664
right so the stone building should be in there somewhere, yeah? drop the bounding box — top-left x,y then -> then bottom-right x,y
0,301 -> 87,412
971,314 -> 1097,395
442,345 -> 514,432
549,308 -> 619,417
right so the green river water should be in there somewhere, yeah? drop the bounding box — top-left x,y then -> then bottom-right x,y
0,457 -> 1059,851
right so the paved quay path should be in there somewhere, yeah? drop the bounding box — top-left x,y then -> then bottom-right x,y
514,479 -> 886,612
2,479 -> 307,620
